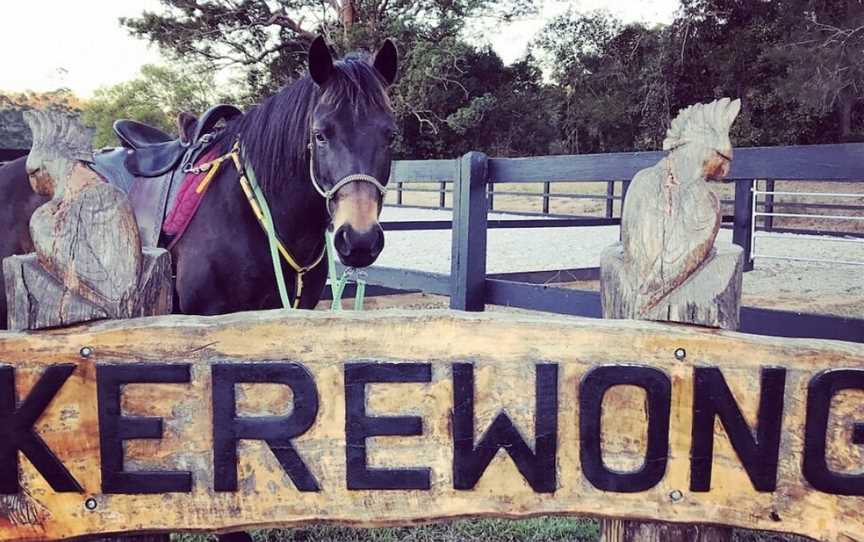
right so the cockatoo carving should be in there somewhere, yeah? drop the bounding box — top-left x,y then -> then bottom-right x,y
23,109 -> 142,315
620,98 -> 741,314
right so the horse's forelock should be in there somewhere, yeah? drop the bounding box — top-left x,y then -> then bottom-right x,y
219,54 -> 391,196
320,57 -> 393,115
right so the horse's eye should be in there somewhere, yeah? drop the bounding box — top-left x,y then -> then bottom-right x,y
386,131 -> 397,145
314,131 -> 327,144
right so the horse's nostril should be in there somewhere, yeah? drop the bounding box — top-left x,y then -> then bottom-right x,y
333,226 -> 352,257
369,228 -> 384,257
339,229 -> 352,255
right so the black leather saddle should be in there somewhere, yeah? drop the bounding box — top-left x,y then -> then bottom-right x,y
114,104 -> 242,177
90,104 -> 243,247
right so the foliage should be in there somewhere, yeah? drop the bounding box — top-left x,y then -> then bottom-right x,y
767,0 -> 864,140
533,10 -> 672,153
0,90 -> 82,149
122,0 -> 538,95
80,64 -> 230,148
115,0 -> 864,158
122,0 -> 546,158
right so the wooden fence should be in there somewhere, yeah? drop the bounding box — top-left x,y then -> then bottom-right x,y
348,143 -> 864,343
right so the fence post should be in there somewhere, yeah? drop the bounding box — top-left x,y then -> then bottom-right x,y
487,182 -> 495,211
764,179 -> 775,231
450,152 -> 488,311
605,181 -> 615,218
439,181 -> 447,208
396,181 -> 403,206
733,179 -> 755,272
542,181 -> 551,214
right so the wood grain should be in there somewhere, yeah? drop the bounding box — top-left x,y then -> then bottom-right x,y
601,243 -> 743,330
0,310 -> 862,542
3,249 -> 172,331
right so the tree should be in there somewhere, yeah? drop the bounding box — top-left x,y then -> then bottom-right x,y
0,90 -> 82,149
80,64 -> 230,148
120,0 -> 547,159
534,10 -> 671,153
771,0 -> 864,140
122,0 -> 537,96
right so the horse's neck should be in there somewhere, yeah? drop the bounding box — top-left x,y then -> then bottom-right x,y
265,179 -> 329,257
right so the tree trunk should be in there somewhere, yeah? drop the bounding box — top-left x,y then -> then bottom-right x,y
341,0 -> 355,42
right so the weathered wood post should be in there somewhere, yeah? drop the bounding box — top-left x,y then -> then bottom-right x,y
450,151 -> 488,311
601,98 -> 744,330
599,98 -> 746,541
2,109 -> 172,331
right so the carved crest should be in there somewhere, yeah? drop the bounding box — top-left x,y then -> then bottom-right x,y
23,110 -> 94,197
662,98 -> 741,152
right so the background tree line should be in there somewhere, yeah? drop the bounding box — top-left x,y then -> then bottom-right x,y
33,0 -> 864,156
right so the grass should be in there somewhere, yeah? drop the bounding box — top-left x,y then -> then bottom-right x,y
171,517 -> 599,542
167,520 -> 822,541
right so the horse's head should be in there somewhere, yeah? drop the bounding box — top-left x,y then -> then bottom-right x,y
307,36 -> 398,268
663,98 -> 741,181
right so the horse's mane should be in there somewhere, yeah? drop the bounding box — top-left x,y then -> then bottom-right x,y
219,53 -> 392,195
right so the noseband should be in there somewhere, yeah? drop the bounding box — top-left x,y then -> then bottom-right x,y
307,129 -> 387,214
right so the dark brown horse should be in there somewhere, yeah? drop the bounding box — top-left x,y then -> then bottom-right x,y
0,37 -> 398,328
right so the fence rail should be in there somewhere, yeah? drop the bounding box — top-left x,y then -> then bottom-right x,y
368,144 -> 864,343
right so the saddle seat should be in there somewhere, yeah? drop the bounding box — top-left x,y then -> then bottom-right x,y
114,120 -> 174,148
90,104 -> 243,247
112,104 -> 243,178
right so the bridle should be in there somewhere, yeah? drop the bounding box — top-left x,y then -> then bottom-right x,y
307,126 -> 388,215
187,126 -> 388,311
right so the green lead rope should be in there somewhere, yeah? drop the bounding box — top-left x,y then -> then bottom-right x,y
326,231 -> 367,311
244,157 -> 292,310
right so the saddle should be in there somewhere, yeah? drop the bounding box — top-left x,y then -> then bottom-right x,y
91,104 -> 242,247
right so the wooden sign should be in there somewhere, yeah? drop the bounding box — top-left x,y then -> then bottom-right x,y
0,310 -> 863,542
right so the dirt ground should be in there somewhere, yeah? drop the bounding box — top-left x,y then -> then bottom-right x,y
375,179 -> 864,318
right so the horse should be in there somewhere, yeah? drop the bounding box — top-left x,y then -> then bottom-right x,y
0,36 -> 399,329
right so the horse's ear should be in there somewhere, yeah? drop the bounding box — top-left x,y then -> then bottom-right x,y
308,35 -> 334,86
177,112 -> 198,145
372,39 -> 398,86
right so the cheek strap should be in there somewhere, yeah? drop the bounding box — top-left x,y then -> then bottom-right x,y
308,139 -> 388,213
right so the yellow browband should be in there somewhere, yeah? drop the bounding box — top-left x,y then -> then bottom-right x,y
192,141 -> 326,308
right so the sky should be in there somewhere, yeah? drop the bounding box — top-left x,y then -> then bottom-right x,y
0,0 -> 679,98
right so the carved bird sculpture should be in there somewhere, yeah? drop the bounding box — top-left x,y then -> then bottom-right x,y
23,109 -> 142,316
620,98 -> 741,314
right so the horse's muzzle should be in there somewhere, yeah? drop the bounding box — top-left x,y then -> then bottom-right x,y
333,223 -> 385,268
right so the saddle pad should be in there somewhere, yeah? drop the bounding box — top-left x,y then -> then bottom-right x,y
163,150 -> 220,247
